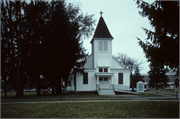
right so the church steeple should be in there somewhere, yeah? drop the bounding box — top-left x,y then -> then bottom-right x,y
90,11 -> 113,43
100,11 -> 103,17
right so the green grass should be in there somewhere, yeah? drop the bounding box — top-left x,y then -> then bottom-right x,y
131,92 -> 175,97
147,88 -> 179,93
144,98 -> 179,100
1,101 -> 179,118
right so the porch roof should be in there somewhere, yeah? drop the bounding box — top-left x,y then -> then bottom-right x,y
95,72 -> 114,77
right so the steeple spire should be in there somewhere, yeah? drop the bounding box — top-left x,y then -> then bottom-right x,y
90,12 -> 113,43
100,11 -> 103,17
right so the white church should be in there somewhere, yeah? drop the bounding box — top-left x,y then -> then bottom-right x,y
69,12 -> 130,95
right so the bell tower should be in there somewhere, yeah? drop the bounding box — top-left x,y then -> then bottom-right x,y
90,11 -> 114,70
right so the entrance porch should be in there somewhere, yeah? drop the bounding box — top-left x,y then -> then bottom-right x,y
95,72 -> 114,90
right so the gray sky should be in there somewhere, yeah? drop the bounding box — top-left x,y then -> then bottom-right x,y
68,0 -> 155,74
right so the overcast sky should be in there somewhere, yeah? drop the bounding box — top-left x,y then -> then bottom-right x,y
68,0 -> 155,74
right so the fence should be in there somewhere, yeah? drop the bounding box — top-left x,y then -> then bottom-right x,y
76,85 -> 96,91
111,84 -> 130,92
96,84 -> 100,93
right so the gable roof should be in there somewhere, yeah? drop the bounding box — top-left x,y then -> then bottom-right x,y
83,54 -> 128,70
112,56 -> 126,69
90,16 -> 113,43
83,54 -> 93,69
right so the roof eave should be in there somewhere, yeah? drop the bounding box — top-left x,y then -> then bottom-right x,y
90,37 -> 114,44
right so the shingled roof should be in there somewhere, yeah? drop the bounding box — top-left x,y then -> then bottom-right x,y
90,16 -> 113,43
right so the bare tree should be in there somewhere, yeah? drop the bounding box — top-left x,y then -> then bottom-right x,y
115,53 -> 144,92
115,53 -> 144,72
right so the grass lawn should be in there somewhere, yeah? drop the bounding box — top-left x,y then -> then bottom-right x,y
1,101 -> 179,118
131,92 -> 176,97
146,88 -> 179,93
144,98 -> 179,100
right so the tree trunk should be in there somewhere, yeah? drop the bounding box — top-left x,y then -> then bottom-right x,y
16,64 -> 23,97
156,82 -> 159,93
15,1 -> 23,97
4,75 -> 7,97
131,72 -> 135,92
74,72 -> 77,94
21,60 -> 25,96
132,78 -> 134,92
56,79 -> 61,95
156,82 -> 158,90
52,83 -> 55,95
36,78 -> 41,96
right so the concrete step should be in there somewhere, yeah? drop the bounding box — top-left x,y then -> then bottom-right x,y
98,89 -> 116,95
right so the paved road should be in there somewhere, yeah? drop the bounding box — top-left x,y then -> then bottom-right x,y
1,95 -> 179,102
1,96 -> 178,101
2,99 -> 179,104
1,92 -> 179,103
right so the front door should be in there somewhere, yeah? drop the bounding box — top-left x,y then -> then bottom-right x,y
99,77 -> 109,89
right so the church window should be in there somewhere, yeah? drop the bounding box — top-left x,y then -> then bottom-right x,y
104,68 -> 108,72
118,73 -> 123,84
99,68 -> 103,72
83,73 -> 88,84
104,41 -> 108,51
99,41 -> 103,51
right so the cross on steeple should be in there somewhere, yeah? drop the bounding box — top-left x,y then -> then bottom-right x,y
100,11 -> 103,17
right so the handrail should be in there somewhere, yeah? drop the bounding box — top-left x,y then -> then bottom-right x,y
110,84 -> 115,91
113,84 -> 115,90
96,84 -> 100,93
113,84 -> 130,92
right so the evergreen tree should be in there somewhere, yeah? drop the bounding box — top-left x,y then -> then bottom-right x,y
133,66 -> 144,88
1,0 -> 95,96
41,1 -> 95,95
135,0 -> 179,75
148,61 -> 169,89
1,0 -> 28,97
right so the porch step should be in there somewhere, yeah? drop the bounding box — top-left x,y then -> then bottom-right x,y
98,89 -> 116,95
